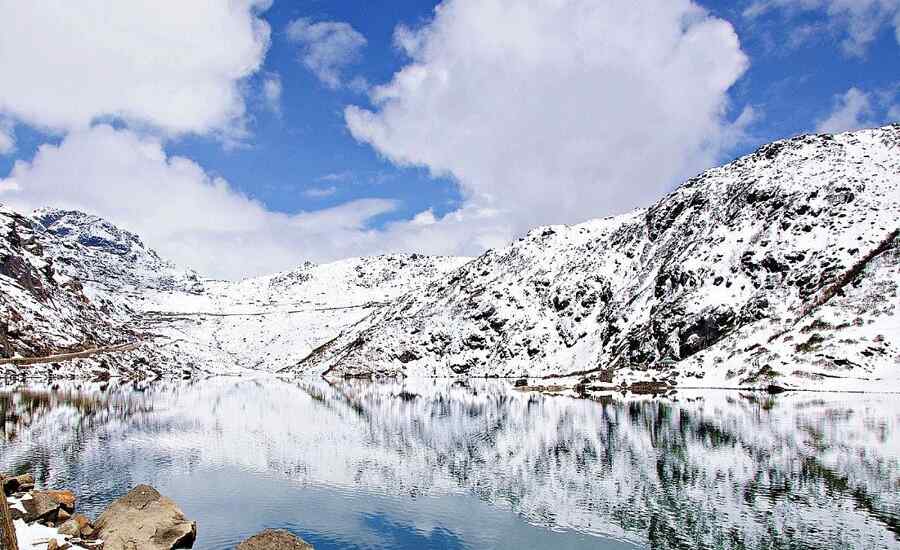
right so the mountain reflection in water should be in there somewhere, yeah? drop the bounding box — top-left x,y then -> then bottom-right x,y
1,377 -> 899,549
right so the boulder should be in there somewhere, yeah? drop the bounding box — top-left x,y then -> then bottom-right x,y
43,491 -> 76,513
237,530 -> 313,550
94,485 -> 196,550
58,514 -> 93,538
2,474 -> 35,496
11,492 -> 61,523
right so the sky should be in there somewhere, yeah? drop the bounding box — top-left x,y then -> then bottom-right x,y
0,0 -> 897,279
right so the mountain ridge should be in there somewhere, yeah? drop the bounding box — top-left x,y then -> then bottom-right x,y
287,124 -> 900,392
1,124 -> 898,391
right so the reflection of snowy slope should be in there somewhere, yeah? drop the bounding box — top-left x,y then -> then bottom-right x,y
294,125 -> 900,391
2,379 -> 898,548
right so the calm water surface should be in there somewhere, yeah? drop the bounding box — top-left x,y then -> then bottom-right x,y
1,377 -> 899,549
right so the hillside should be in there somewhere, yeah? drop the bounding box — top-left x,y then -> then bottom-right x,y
289,125 -> 900,392
0,208 -> 468,378
2,125 -> 898,390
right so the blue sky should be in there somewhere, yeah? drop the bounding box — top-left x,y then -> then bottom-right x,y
0,0 -> 897,278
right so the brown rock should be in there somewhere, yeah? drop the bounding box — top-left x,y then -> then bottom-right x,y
48,539 -> 59,550
58,514 -> 92,538
14,491 -> 61,523
43,491 -> 76,513
237,530 -> 313,550
94,485 -> 196,550
2,474 -> 35,496
57,508 -> 72,523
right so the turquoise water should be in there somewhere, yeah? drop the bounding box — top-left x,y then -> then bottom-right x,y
2,377 -> 899,549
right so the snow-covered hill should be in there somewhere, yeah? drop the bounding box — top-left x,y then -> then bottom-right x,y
290,125 -> 900,391
0,206 -> 126,359
132,254 -> 470,372
0,208 -> 468,378
2,125 -> 898,390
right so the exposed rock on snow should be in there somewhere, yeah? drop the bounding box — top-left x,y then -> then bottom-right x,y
5,476 -> 100,550
290,125 -> 900,391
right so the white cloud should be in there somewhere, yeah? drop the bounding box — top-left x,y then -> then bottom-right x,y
345,0 -> 750,240
0,119 -> 13,155
817,88 -> 874,133
304,186 -> 338,198
0,125 -> 405,279
0,0 -> 271,137
263,74 -> 283,114
286,18 -> 367,89
319,171 -> 354,182
0,125 -> 514,278
744,0 -> 900,56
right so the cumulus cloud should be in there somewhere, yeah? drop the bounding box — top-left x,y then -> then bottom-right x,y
0,125 -> 513,278
0,126 -> 402,278
817,88 -> 875,133
286,18 -> 367,89
0,0 -> 271,137
744,0 -> 900,56
345,0 -> 750,239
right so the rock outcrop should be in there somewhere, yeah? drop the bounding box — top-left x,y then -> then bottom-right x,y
237,530 -> 313,550
94,485 -> 196,550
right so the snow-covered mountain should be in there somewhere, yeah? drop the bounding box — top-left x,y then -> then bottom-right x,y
1,125 -> 898,390
0,208 -> 468,378
0,206 -> 127,359
290,125 -> 900,392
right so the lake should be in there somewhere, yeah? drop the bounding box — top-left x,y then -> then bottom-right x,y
2,377 -> 899,549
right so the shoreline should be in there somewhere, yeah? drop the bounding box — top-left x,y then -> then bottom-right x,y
1,476 -> 313,550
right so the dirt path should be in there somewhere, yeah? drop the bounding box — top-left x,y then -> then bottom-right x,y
0,341 -> 141,366
141,301 -> 387,319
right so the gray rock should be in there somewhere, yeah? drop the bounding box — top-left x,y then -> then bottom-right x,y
237,530 -> 313,550
94,485 -> 196,550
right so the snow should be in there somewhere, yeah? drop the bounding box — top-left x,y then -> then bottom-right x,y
1,124 -> 898,391
289,125 -> 900,391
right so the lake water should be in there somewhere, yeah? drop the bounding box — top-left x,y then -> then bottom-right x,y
2,377 -> 899,549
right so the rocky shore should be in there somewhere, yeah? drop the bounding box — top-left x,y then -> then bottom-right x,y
2,475 -> 312,550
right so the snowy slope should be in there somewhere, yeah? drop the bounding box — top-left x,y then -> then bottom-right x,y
0,207 -> 127,359
291,125 -> 900,391
133,255 -> 470,372
0,208 -> 468,377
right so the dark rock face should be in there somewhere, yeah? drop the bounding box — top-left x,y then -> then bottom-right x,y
237,530 -> 313,550
94,485 -> 197,550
